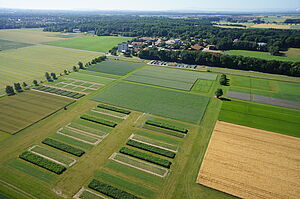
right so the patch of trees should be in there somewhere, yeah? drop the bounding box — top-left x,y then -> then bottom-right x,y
220,74 -> 229,86
139,48 -> 300,77
284,19 -> 300,24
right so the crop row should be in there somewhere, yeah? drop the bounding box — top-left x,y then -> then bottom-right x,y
42,138 -> 85,157
98,104 -> 131,115
127,139 -> 176,158
19,151 -> 66,174
88,179 -> 141,199
80,115 -> 117,127
145,120 -> 188,134
34,86 -> 85,99
119,147 -> 171,168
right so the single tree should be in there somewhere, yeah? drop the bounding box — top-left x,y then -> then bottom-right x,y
14,83 -> 22,92
215,88 -> 223,99
220,74 -> 228,86
78,61 -> 84,69
5,85 -> 15,96
50,72 -> 57,79
45,72 -> 51,81
64,69 -> 68,75
33,80 -> 38,86
73,66 -> 78,72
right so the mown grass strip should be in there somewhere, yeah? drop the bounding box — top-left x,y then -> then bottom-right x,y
19,151 -> 66,174
119,147 -> 171,168
88,179 -> 141,199
80,115 -> 117,127
127,139 -> 176,158
98,104 -> 131,115
42,138 -> 85,157
145,120 -> 188,134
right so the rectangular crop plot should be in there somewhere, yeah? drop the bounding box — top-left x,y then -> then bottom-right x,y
0,39 -> 33,51
197,121 -> 300,199
125,66 -> 217,91
92,82 -> 209,124
0,91 -> 74,134
86,61 -> 144,76
57,128 -> 101,145
109,153 -> 168,177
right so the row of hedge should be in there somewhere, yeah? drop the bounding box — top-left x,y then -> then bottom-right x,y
127,139 -> 176,158
34,86 -> 85,99
145,120 -> 188,134
98,104 -> 131,115
80,115 -> 117,127
42,138 -> 85,157
19,151 -> 66,174
119,147 -> 171,168
144,124 -> 185,138
88,179 -> 141,199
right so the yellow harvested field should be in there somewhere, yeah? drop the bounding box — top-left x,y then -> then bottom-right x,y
251,24 -> 290,29
197,121 -> 300,199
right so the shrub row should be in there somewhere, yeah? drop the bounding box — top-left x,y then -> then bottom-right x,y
80,115 -> 117,127
145,120 -> 188,134
144,124 -> 185,138
34,86 -> 85,99
19,151 -> 66,174
98,104 -> 131,115
88,179 -> 141,199
119,147 -> 171,168
42,138 -> 85,157
127,139 -> 176,158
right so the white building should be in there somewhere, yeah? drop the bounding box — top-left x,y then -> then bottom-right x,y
118,43 -> 129,53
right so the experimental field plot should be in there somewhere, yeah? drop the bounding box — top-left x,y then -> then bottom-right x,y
197,121 -> 300,199
92,81 -> 210,124
219,99 -> 300,138
0,91 -> 74,134
86,60 -> 144,76
125,66 -> 217,91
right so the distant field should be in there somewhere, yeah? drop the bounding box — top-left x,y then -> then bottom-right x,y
0,29 -> 81,44
48,36 -> 132,52
125,66 -> 217,91
250,24 -> 291,29
219,100 -> 300,138
224,50 -> 300,62
0,45 -> 100,93
283,48 -> 300,58
87,60 -> 144,76
0,39 -> 33,51
0,91 -> 74,134
198,121 -> 300,199
92,81 -> 210,123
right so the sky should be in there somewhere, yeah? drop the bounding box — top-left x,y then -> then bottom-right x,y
0,0 -> 299,11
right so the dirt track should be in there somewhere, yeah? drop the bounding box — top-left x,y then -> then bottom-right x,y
197,121 -> 300,199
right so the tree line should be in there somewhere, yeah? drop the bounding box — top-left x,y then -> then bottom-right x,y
138,48 -> 300,77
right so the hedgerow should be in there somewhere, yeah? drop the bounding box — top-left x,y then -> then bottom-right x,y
145,120 -> 188,134
119,147 -> 172,168
42,138 -> 85,157
80,115 -> 117,127
127,139 -> 176,158
98,104 -> 131,114
88,179 -> 141,199
19,151 -> 66,174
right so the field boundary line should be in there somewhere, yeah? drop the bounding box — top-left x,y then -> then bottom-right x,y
134,113 -> 146,125
0,179 -> 38,199
57,128 -> 100,145
73,187 -> 108,199
65,124 -> 107,138
129,134 -> 178,153
109,153 -> 168,178
91,109 -> 127,119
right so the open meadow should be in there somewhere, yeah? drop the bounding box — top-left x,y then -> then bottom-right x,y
197,121 -> 300,199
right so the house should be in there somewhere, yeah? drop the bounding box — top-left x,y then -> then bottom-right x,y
131,42 -> 143,47
118,43 -> 129,53
190,44 -> 204,51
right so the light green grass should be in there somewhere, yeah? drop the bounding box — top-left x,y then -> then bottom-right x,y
191,79 -> 214,93
92,81 -> 210,124
0,39 -> 33,51
224,50 -> 300,62
78,70 -> 120,79
68,122 -> 108,137
219,99 -> 300,137
134,129 -> 181,145
66,72 -> 115,84
49,134 -> 93,150
87,61 -> 144,76
48,36 -> 132,52
132,134 -> 178,151
86,111 -> 123,123
59,128 -> 99,143
79,190 -> 105,199
73,119 -> 112,133
143,124 -> 185,138
93,107 -> 127,118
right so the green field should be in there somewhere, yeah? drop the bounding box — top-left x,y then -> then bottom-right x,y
219,99 -> 300,137
125,66 -> 217,91
0,91 -> 74,134
86,60 -> 144,76
92,81 -> 210,124
230,75 -> 300,101
66,72 -> 115,84
0,45 -> 100,93
49,36 -> 132,52
224,50 -> 300,62
78,69 -> 121,79
0,39 -> 33,51
191,79 -> 214,93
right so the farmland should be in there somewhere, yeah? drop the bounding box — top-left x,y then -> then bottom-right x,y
92,81 -> 210,124
125,66 -> 217,91
224,50 -> 300,62
0,90 -> 74,134
86,60 -> 144,76
0,39 -> 33,51
197,121 -> 300,199
48,36 -> 132,52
